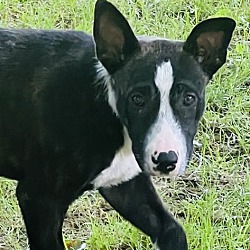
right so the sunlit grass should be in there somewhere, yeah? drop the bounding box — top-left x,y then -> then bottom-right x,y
0,0 -> 249,249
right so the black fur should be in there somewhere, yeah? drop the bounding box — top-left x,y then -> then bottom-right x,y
0,0 -> 235,249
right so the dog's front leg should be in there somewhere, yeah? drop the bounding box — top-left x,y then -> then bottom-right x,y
16,181 -> 68,250
99,173 -> 188,250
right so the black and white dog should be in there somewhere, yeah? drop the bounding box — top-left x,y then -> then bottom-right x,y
0,0 -> 235,249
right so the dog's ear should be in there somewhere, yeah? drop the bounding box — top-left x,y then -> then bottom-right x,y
183,18 -> 236,78
94,0 -> 140,74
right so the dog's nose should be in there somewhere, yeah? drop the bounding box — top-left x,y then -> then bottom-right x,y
157,151 -> 178,165
152,151 -> 178,173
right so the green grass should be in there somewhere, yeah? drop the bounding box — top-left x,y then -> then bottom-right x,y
0,0 -> 249,249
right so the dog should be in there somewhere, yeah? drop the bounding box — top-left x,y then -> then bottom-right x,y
0,0 -> 235,249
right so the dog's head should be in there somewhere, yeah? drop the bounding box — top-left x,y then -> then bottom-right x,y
94,0 -> 235,176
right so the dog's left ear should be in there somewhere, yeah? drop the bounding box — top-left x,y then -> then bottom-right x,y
183,18 -> 236,78
94,0 -> 140,74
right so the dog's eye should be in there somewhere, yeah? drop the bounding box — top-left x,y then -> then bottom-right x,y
183,93 -> 196,106
131,94 -> 145,107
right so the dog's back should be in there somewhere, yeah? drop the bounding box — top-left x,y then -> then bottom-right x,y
0,29 -> 94,75
0,1 -> 235,249
0,29 -> 123,183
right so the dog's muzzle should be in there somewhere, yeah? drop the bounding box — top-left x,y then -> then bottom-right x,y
152,150 -> 178,174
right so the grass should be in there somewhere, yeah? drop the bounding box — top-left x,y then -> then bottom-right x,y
0,0 -> 249,249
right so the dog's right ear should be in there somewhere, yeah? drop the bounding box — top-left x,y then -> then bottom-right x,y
94,0 -> 140,74
183,17 -> 236,79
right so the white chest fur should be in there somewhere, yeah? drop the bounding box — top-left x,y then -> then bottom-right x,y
91,128 -> 142,189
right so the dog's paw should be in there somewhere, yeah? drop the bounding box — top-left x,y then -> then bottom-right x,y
64,238 -> 86,250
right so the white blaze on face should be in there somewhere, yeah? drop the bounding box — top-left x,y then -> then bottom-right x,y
144,61 -> 187,176
92,127 -> 142,189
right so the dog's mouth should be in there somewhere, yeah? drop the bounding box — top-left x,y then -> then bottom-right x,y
142,150 -> 187,178
152,156 -> 177,174
153,163 -> 176,174
151,151 -> 178,174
